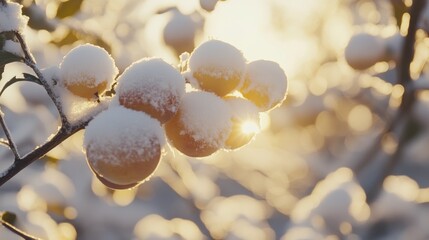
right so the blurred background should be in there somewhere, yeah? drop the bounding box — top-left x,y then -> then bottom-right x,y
2,0 -> 429,239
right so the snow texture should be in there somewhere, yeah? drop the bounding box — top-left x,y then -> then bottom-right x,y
200,0 -> 219,12
178,91 -> 232,146
116,57 -> 185,116
83,106 -> 165,165
59,43 -> 118,90
40,66 -> 109,124
244,60 -> 288,110
3,40 -> 23,56
0,1 -> 28,32
188,39 -> 246,86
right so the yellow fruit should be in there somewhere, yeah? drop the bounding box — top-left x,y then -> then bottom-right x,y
192,68 -> 243,97
165,110 -> 220,157
91,165 -> 140,190
83,106 -> 165,189
188,40 -> 246,96
118,92 -> 180,124
223,96 -> 260,149
59,43 -> 118,100
65,77 -> 107,99
116,58 -> 185,123
240,60 -> 287,112
86,138 -> 161,188
164,91 -> 232,157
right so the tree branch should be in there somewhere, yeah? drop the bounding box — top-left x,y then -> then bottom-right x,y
0,120 -> 89,187
0,217 -> 41,240
13,31 -> 70,129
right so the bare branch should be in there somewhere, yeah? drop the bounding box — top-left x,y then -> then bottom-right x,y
0,217 -> 41,240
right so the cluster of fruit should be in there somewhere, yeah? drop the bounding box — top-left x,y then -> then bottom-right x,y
57,40 -> 287,189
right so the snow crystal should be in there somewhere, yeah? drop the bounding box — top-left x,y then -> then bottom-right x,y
3,40 -> 23,56
200,0 -> 218,12
179,91 -> 232,146
0,1 -> 28,32
115,57 -> 185,120
83,106 -> 165,166
242,60 -> 288,110
59,43 -> 118,91
188,39 -> 246,84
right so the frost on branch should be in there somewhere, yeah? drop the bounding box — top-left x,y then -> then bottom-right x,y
0,1 -> 28,32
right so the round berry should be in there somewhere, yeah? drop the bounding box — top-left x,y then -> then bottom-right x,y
223,96 -> 260,150
164,91 -> 232,157
163,11 -> 197,56
240,60 -> 288,112
188,40 -> 246,96
83,106 -> 165,189
116,58 -> 185,123
59,43 -> 118,99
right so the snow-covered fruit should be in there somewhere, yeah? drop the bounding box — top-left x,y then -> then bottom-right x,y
164,91 -> 232,157
59,44 -> 118,99
163,11 -> 198,56
188,39 -> 246,97
344,32 -> 387,70
83,107 -> 165,189
240,60 -> 288,112
116,58 -> 185,123
223,96 -> 260,149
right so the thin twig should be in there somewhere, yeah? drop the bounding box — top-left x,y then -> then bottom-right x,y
0,110 -> 19,159
13,31 -> 70,129
0,218 -> 41,240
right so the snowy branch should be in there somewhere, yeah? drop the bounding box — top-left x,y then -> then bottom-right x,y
13,31 -> 70,129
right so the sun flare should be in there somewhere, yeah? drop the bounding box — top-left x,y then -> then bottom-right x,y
240,120 -> 260,135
